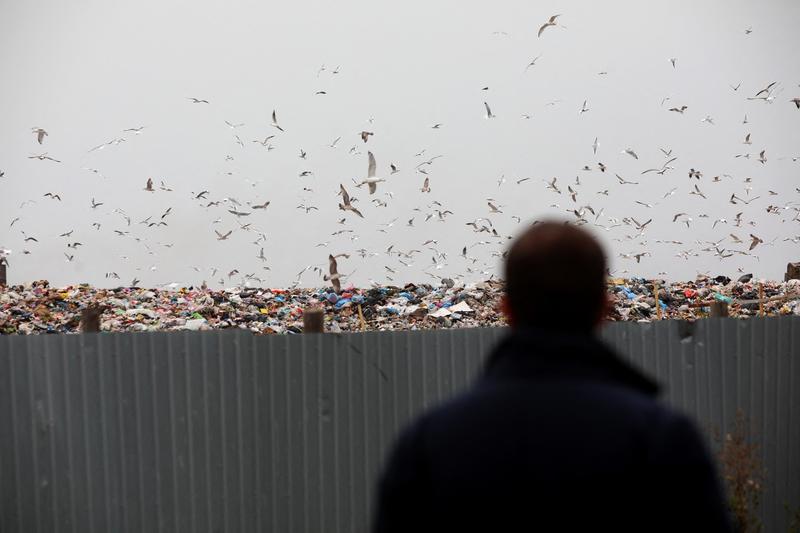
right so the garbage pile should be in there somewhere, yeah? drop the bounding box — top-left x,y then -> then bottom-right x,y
1,276 -> 799,335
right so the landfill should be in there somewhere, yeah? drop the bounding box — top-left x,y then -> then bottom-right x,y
1,276 -> 799,335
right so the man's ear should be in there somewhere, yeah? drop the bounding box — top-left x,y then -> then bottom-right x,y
500,294 -> 514,328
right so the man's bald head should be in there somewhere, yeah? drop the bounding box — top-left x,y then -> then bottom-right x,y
504,221 -> 607,333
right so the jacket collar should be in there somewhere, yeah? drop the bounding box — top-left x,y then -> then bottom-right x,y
483,327 -> 660,397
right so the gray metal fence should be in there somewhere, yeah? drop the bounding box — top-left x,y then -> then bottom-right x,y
1,318 -> 798,532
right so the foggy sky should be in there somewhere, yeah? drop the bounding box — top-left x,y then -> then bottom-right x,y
1,0 -> 799,289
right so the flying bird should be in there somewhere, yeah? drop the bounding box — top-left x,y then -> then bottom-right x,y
187,97 -> 209,104
484,102 -> 495,119
32,127 -> 48,144
28,153 -> 61,163
420,177 -> 431,193
338,184 -> 364,218
749,234 -> 763,251
360,131 -> 373,143
215,230 -> 232,240
325,254 -> 343,293
271,109 -> 284,131
622,148 -> 638,160
144,178 -> 154,192
668,106 -> 687,113
537,14 -> 561,37
525,54 -> 543,71
356,151 -> 386,194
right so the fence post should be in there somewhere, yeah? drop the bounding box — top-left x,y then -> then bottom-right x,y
710,301 -> 729,318
303,307 -> 325,333
80,306 -> 103,333
0,262 -> 6,287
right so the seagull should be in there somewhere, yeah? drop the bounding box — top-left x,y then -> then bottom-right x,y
225,120 -> 245,129
187,97 -> 209,104
324,254 -> 344,293
592,137 -> 599,155
700,115 -> 715,125
390,163 -> 400,174
328,136 -> 341,148
296,204 -> 319,213
420,177 -> 431,193
688,168 -> 702,179
32,127 -> 48,144
743,133 -> 752,145
615,174 -> 639,185
579,100 -> 589,115
641,157 -> 677,175
792,98 -> 800,109
64,253 -> 74,262
356,151 -> 386,194
123,126 -> 146,134
271,109 -> 284,131
545,177 -> 561,193
669,57 -> 677,68
360,131 -> 373,143
28,153 -> 61,163
215,230 -> 232,240
752,82 -> 777,99
749,234 -> 763,251
668,106 -> 687,113
525,54 -> 543,71
144,178 -> 154,192
621,148 -> 638,160
252,200 -> 270,209
488,201 -> 503,213
228,209 -> 251,217
338,184 -> 364,218
43,192 -> 62,201
537,14 -> 561,37
90,198 -> 104,209
757,150 -> 767,164
484,102 -> 495,119
690,184 -> 706,199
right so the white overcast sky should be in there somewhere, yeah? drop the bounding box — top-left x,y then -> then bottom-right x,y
1,0 -> 799,289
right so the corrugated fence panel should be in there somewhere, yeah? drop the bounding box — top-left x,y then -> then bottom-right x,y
1,320 -> 798,533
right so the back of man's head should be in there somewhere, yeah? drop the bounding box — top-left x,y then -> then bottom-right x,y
504,221 -> 607,333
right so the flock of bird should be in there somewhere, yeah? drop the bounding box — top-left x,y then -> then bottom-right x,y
2,14 -> 800,290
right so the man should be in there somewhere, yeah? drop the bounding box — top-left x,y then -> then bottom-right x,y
373,222 -> 731,532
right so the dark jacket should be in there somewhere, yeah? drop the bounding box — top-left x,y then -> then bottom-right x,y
373,328 -> 732,532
